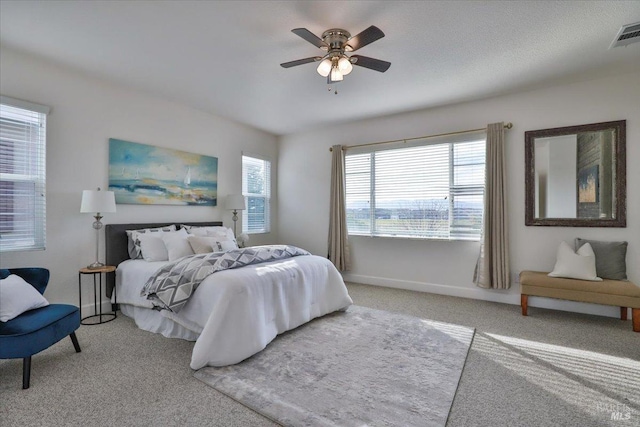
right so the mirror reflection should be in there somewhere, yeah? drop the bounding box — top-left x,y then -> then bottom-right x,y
534,130 -> 616,219
525,120 -> 626,227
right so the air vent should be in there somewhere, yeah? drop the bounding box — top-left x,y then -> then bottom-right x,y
609,22 -> 640,49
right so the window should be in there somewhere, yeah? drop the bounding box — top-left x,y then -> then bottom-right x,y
242,154 -> 271,234
344,133 -> 485,240
0,96 -> 48,252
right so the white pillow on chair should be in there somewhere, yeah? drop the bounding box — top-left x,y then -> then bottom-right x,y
548,241 -> 602,281
0,274 -> 49,322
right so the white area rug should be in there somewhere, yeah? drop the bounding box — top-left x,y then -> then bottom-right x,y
194,305 -> 475,426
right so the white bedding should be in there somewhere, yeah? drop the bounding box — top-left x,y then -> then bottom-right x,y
114,254 -> 352,369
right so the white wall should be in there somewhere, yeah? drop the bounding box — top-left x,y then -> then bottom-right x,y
0,48 -> 279,309
278,71 -> 640,318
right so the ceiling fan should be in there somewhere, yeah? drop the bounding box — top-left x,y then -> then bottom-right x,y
280,25 -> 391,87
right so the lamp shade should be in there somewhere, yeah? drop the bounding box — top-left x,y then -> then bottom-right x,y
338,56 -> 353,75
80,189 -> 116,213
316,59 -> 332,77
225,194 -> 246,210
330,67 -> 343,82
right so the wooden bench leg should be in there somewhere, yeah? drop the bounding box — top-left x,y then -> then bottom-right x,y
521,294 -> 528,316
621,307 -> 628,321
633,308 -> 639,333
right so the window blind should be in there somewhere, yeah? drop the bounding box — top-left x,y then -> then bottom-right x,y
242,154 -> 271,234
0,97 -> 48,252
345,133 -> 485,240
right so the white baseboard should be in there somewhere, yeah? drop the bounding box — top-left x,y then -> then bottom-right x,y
342,273 -> 621,319
78,275 -> 622,320
342,273 -> 519,304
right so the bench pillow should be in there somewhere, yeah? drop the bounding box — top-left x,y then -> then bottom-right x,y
575,238 -> 627,281
548,241 -> 602,281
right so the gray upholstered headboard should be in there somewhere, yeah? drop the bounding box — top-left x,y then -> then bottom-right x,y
104,221 -> 223,297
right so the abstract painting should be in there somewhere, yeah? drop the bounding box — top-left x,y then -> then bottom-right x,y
108,138 -> 218,206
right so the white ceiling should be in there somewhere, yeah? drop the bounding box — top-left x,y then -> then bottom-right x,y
1,1 -> 639,136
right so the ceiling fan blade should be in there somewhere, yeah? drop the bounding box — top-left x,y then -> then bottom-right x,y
345,25 -> 385,52
280,57 -> 323,68
291,28 -> 328,49
351,55 -> 391,72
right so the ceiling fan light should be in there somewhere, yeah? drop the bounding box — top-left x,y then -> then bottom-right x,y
338,56 -> 353,75
330,67 -> 343,82
316,59 -> 332,77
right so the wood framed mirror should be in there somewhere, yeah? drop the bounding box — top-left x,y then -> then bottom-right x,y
525,120 -> 626,227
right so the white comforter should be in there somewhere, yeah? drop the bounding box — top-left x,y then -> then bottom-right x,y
115,254 -> 352,369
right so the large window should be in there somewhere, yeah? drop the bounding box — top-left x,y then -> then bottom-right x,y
345,133 -> 485,240
242,154 -> 271,234
0,96 -> 49,252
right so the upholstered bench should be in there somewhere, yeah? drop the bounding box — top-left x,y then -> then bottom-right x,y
520,271 -> 640,332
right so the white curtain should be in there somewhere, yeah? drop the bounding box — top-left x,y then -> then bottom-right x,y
328,145 -> 351,271
474,123 -> 510,289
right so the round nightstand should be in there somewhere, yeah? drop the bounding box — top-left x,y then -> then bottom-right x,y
78,265 -> 117,325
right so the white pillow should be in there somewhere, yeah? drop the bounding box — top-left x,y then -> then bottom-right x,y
212,239 -> 238,252
139,234 -> 169,262
187,235 -> 218,254
126,225 -> 176,259
162,228 -> 194,261
184,227 -> 209,237
548,241 -> 602,281
0,274 -> 50,322
180,224 -> 210,235
205,229 -> 238,246
183,225 -> 235,241
187,236 -> 238,254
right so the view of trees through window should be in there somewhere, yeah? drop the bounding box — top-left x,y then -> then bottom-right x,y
345,138 -> 485,240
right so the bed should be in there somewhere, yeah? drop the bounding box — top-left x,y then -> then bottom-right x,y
104,222 -> 353,369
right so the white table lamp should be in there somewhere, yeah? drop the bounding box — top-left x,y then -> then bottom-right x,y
225,194 -> 246,237
81,188 -> 116,269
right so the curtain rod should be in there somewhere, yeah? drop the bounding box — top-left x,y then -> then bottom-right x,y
329,122 -> 513,152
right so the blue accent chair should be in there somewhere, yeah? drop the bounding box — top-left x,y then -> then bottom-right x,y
0,268 -> 81,389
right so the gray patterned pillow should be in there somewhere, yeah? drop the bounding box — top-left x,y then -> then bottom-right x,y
575,238 -> 628,280
125,225 -> 176,259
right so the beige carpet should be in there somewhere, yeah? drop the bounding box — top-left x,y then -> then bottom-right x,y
1,282 -> 638,426
195,306 -> 474,427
